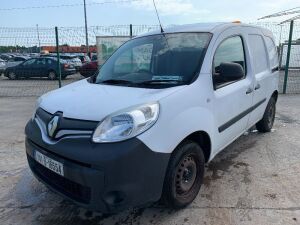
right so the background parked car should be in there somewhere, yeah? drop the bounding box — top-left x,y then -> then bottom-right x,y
0,54 -> 13,61
4,57 -> 76,80
4,56 -> 30,69
79,60 -> 98,78
0,59 -> 5,75
91,54 -> 97,61
45,54 -> 83,71
60,55 -> 82,71
77,54 -> 91,64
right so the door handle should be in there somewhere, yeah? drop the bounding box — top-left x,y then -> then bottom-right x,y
255,83 -> 261,90
246,87 -> 253,95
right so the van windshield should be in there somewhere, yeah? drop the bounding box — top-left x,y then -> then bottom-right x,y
95,32 -> 212,88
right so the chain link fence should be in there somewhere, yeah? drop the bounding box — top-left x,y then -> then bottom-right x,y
0,22 -> 300,97
252,21 -> 300,94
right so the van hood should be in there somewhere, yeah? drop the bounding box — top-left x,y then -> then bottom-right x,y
39,79 -> 185,121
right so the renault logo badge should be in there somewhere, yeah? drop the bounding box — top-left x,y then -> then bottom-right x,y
47,115 -> 59,138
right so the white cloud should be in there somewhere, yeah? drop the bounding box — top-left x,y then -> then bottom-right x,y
257,0 -> 300,11
91,0 -> 299,23
129,0 -> 210,16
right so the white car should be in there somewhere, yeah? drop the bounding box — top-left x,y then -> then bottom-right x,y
25,22 -> 279,213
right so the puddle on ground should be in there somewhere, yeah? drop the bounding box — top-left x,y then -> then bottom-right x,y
203,134 -> 257,187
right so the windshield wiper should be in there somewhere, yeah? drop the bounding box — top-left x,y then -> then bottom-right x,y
138,79 -> 185,85
98,79 -> 135,85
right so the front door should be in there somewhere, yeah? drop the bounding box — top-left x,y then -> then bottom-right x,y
17,58 -> 36,77
211,34 -> 254,152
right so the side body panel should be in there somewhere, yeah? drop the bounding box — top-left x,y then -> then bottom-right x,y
246,29 -> 279,128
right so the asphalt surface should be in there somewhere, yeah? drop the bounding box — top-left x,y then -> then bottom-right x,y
0,94 -> 299,225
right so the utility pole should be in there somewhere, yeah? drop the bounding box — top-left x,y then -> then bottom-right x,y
36,24 -> 41,53
83,0 -> 89,56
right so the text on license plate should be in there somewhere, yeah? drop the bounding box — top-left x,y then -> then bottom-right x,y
34,151 -> 64,176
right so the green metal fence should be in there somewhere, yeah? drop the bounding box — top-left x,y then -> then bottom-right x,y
1,22 -> 300,97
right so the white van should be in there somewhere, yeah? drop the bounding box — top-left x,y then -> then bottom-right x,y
25,23 -> 279,213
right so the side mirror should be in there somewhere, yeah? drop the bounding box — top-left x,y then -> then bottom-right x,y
219,62 -> 245,81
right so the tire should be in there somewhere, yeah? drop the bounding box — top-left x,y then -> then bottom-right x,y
48,71 -> 57,80
256,97 -> 276,132
8,71 -> 17,80
162,140 -> 205,208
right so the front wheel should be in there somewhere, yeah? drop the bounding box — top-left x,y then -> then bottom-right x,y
162,140 -> 205,208
8,71 -> 17,80
256,97 -> 276,132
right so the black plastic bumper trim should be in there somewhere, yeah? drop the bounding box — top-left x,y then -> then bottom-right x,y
218,98 -> 266,133
25,119 -> 171,213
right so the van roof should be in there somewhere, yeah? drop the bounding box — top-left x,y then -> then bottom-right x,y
137,22 -> 273,38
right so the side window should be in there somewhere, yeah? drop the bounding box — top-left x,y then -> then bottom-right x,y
114,44 -> 153,74
23,59 -> 36,66
15,57 -> 25,62
265,36 -> 279,71
213,36 -> 246,88
248,34 -> 269,74
47,59 -> 53,65
36,58 -> 46,65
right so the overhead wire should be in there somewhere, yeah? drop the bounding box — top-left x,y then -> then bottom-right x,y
0,0 -> 144,11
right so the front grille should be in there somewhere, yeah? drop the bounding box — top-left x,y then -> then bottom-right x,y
35,108 -> 98,140
36,107 -> 99,130
28,154 -> 91,204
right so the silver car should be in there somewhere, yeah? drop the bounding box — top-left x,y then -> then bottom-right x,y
4,56 -> 30,71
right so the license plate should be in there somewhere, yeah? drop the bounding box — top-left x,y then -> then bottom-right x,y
34,151 -> 64,176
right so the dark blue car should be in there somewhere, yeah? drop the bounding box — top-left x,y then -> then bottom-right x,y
5,57 -> 76,80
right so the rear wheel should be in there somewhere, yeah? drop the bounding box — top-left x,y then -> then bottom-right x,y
48,71 -> 57,80
8,71 -> 17,80
256,97 -> 276,132
162,140 -> 205,208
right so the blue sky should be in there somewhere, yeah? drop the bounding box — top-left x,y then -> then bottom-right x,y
0,0 -> 299,27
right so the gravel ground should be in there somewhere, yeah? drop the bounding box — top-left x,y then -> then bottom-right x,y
0,95 -> 299,225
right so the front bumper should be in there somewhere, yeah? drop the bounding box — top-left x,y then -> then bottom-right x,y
25,118 -> 170,213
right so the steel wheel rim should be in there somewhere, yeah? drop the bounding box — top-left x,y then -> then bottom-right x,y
175,155 -> 197,195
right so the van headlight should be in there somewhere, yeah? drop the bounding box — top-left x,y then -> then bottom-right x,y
92,102 -> 159,143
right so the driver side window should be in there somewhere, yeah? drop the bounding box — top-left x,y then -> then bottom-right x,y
213,36 -> 246,89
23,59 -> 36,66
114,44 -> 153,74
